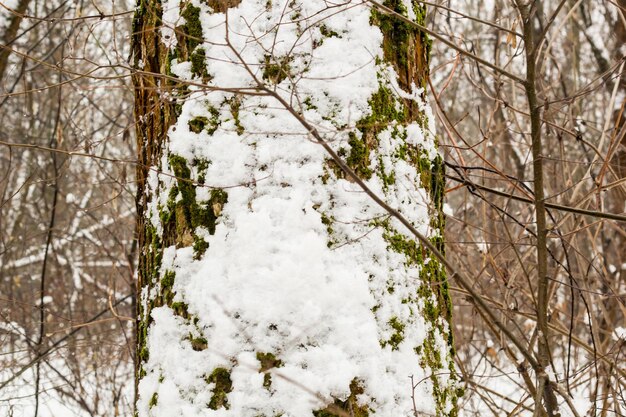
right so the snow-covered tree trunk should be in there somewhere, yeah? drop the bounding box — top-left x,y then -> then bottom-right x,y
132,0 -> 461,415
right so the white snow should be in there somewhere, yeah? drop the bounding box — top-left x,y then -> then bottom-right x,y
35,295 -> 53,306
614,327 -> 626,341
161,0 -> 182,49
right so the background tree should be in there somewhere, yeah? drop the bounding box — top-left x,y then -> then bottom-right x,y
0,1 -> 136,415
428,0 -> 626,415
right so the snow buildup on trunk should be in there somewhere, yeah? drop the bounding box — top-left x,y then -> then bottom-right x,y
137,1 -> 459,416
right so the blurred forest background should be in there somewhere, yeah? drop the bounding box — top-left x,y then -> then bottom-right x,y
0,0 -> 624,416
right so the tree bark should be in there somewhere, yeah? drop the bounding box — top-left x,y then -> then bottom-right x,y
132,1 -> 460,415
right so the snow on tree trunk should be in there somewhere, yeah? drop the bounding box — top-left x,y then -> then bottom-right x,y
132,0 -> 461,415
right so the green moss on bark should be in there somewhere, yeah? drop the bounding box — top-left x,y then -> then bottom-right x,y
381,316 -> 405,350
262,55 -> 292,84
189,334 -> 208,351
193,235 -> 209,259
228,96 -> 245,135
313,379 -> 370,417
170,301 -> 189,317
206,368 -> 233,410
256,352 -> 283,389
189,116 -> 209,133
319,24 -> 339,38
149,392 -> 158,408
346,132 -> 373,179
165,155 -> 228,245
340,85 -> 409,181
190,48 -> 211,81
193,157 -> 210,185
206,106 -> 221,135
181,4 -> 203,51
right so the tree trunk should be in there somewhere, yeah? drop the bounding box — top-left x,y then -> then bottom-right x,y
0,0 -> 31,83
132,1 -> 460,415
